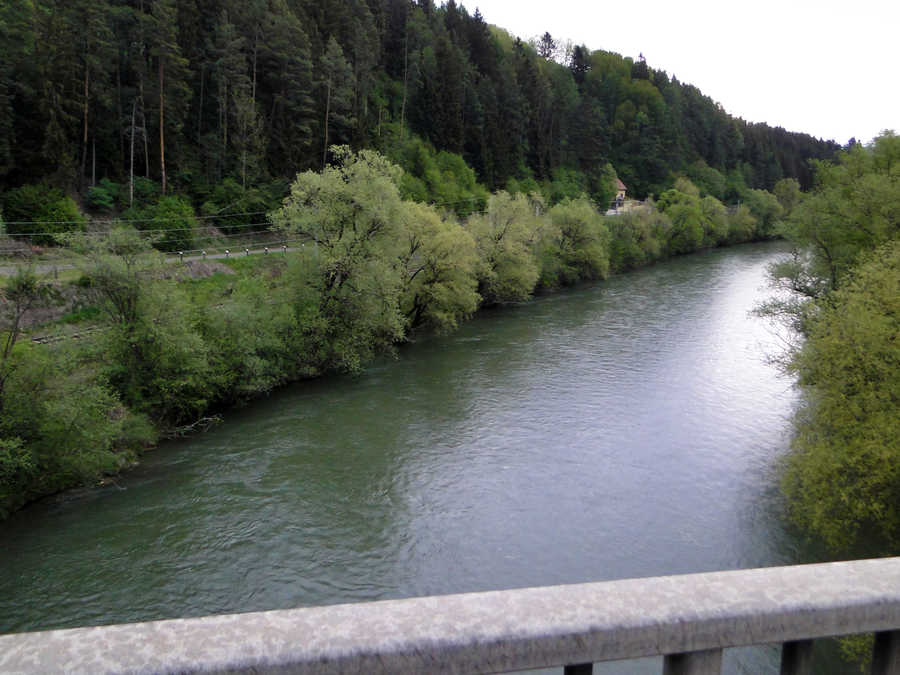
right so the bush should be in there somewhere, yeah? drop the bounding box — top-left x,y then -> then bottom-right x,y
200,178 -> 283,234
124,195 -> 197,252
0,341 -> 153,517
85,179 -> 121,212
2,184 -> 86,245
129,177 -> 160,208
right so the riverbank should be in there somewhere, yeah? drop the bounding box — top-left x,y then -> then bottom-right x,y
0,153 -> 788,519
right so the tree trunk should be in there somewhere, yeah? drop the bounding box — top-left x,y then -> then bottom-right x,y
221,80 -> 227,181
159,59 -> 166,195
322,80 -> 331,168
197,66 -> 204,138
130,99 -> 136,207
251,28 -> 258,106
81,65 -> 89,189
400,26 -> 408,139
139,81 -> 150,178
117,62 -> 125,172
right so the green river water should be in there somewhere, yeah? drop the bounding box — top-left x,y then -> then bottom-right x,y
1,242 -> 844,673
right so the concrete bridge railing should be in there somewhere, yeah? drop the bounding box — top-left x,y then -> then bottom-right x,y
1,557 -> 899,674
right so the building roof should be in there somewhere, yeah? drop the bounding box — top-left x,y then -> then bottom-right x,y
616,178 -> 627,191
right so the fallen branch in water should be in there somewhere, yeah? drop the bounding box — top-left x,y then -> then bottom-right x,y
163,415 -> 223,439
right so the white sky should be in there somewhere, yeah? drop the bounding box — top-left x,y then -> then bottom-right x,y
471,0 -> 899,145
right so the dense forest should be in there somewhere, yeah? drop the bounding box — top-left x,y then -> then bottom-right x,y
0,0 -> 840,230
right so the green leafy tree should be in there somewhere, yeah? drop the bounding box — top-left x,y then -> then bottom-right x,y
744,188 -> 783,239
67,227 -> 211,424
541,197 -> 610,287
399,201 -> 480,332
1,269 -> 56,368
468,191 -> 542,304
686,160 -> 727,201
725,203 -> 758,244
699,195 -> 729,246
270,147 -> 406,372
776,133 -> 900,295
782,241 -> 900,553
607,207 -> 668,272
657,184 -> 705,254
200,275 -> 298,402
773,177 -> 801,217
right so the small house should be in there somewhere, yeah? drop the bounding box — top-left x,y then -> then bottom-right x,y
615,178 -> 627,204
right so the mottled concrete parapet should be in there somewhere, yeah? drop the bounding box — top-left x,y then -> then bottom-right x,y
2,557 -> 900,674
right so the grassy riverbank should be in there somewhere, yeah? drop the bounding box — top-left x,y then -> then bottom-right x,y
0,150 -> 788,519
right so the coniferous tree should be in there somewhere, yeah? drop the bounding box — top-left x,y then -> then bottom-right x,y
70,0 -> 115,188
210,9 -> 247,181
260,0 -> 315,175
319,37 -> 355,167
149,0 -> 189,194
537,32 -> 556,60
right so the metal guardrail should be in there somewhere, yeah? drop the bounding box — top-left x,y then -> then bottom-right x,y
1,558 -> 899,674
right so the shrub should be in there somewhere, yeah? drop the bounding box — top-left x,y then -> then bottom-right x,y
85,179 -> 121,212
124,195 -> 197,252
2,184 -> 86,245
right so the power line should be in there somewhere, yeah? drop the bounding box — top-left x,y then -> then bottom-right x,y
2,220 -> 274,238
3,209 -> 271,226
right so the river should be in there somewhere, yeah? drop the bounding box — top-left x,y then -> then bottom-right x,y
0,242 -> 835,673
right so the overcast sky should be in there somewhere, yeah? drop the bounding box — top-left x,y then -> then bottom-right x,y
471,0 -> 898,145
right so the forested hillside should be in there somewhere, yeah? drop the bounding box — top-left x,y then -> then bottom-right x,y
0,0 -> 839,221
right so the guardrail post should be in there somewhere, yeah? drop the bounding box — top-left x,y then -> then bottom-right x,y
780,640 -> 814,675
563,664 -> 592,674
663,649 -> 723,675
872,631 -> 900,675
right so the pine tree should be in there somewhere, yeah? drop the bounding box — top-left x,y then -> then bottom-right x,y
260,0 -> 315,174
70,0 -> 115,188
537,32 -> 556,60
319,37 -> 355,167
210,9 -> 247,181
149,0 -> 189,194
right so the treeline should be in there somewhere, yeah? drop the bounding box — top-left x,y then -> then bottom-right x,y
0,148 -> 790,517
760,131 -> 900,556
0,0 -> 839,228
